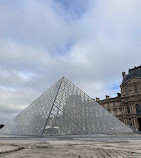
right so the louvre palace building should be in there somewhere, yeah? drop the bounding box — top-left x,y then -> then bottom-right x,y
97,66 -> 141,131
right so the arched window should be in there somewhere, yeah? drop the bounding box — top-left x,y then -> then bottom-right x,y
134,85 -> 138,93
136,104 -> 141,113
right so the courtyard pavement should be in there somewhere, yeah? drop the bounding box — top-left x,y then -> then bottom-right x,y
0,134 -> 141,158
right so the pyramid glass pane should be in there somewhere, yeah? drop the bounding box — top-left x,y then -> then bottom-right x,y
0,77 -> 133,136
0,78 -> 62,136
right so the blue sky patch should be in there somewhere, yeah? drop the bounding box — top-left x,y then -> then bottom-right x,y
54,0 -> 90,18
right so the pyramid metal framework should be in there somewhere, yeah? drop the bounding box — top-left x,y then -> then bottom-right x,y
0,77 -> 133,136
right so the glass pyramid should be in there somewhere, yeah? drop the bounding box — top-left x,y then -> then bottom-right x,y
0,77 -> 133,136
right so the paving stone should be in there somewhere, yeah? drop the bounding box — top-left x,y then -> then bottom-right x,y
0,144 -> 22,153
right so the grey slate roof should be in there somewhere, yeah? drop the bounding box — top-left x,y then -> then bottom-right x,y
122,69 -> 141,84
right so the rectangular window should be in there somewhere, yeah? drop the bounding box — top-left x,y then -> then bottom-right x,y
134,85 -> 138,93
125,88 -> 128,95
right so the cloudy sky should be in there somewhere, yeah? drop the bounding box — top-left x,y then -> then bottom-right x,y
0,0 -> 141,124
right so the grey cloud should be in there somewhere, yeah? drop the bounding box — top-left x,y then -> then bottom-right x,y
0,87 -> 40,123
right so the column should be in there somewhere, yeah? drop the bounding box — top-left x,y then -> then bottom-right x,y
133,118 -> 137,129
131,118 -> 134,127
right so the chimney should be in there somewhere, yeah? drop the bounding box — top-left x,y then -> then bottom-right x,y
105,95 -> 109,99
122,72 -> 126,78
117,93 -> 121,97
96,97 -> 100,101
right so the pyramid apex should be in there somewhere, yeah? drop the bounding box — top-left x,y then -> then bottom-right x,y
61,76 -> 67,80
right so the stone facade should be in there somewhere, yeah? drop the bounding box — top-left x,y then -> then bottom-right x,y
97,66 -> 141,131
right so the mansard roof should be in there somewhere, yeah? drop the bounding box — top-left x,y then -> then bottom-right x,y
122,66 -> 141,84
